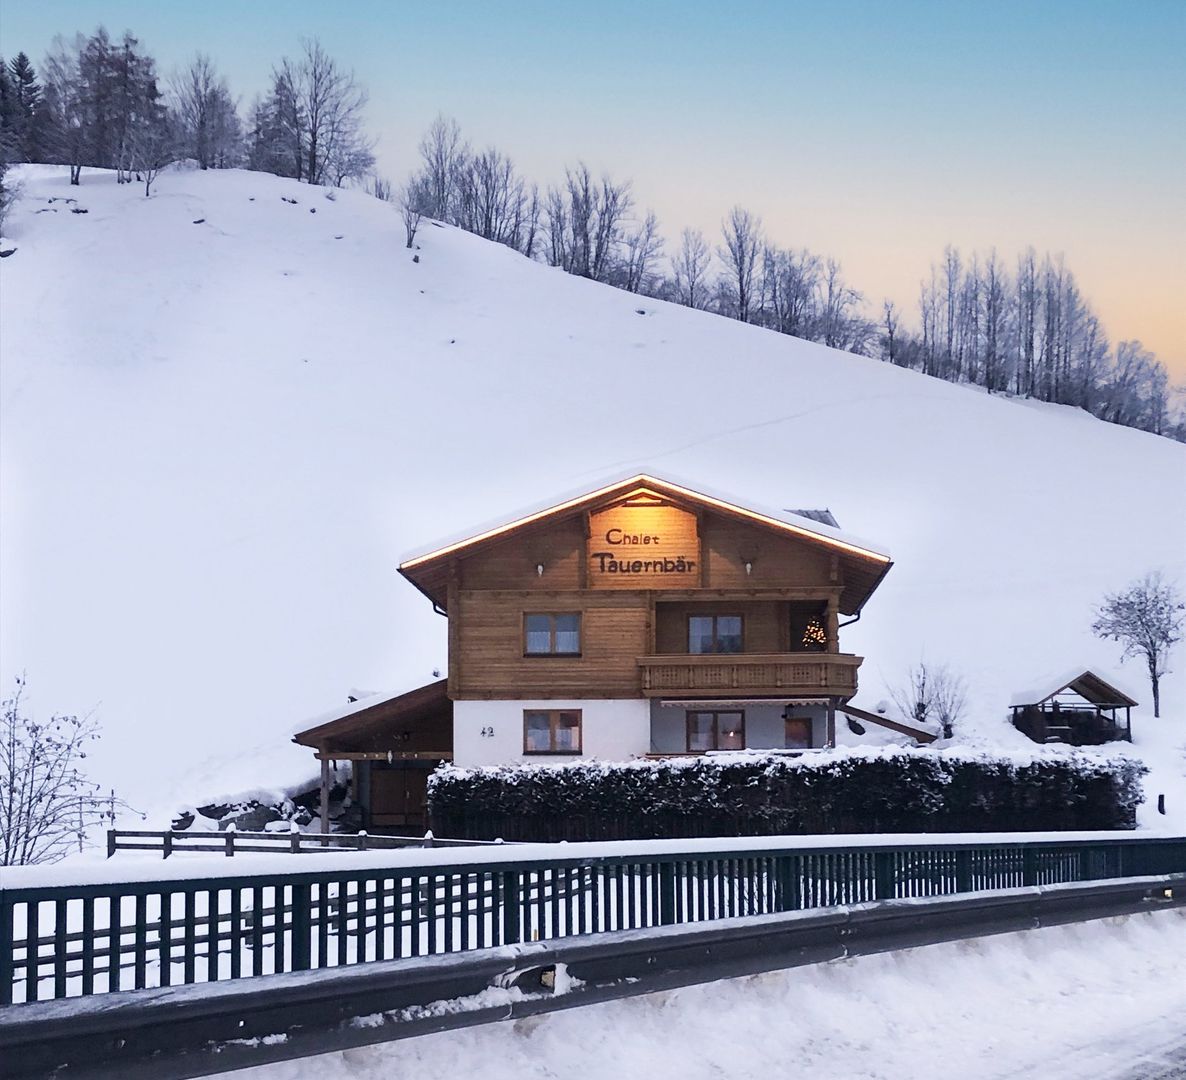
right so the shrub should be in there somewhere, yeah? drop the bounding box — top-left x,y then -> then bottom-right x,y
427,748 -> 1146,842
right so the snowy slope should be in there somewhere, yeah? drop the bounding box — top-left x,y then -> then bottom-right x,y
239,909 -> 1186,1080
2,164 -> 1184,826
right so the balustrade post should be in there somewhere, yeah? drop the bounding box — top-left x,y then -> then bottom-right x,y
659,863 -> 676,925
107,830 -> 117,859
0,893 -> 14,1005
873,850 -> 895,900
163,832 -> 173,859
500,871 -> 521,945
290,882 -> 312,971
1022,846 -> 1039,886
955,850 -> 972,893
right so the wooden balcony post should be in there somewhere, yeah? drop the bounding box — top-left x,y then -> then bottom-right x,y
319,757 -> 330,841
826,596 -> 840,652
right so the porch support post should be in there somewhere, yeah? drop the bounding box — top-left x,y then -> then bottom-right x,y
319,756 -> 330,841
826,698 -> 836,748
825,596 -> 840,652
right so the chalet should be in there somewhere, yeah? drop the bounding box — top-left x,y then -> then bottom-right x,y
1010,670 -> 1137,745
293,472 -> 895,830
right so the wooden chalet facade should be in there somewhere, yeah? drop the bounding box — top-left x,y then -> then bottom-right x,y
294,473 -> 894,831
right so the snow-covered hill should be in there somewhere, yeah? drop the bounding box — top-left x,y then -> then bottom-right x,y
2,164 -> 1183,827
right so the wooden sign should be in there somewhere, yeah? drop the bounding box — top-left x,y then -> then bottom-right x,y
587,498 -> 699,588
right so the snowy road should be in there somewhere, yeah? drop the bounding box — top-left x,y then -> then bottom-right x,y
239,908 -> 1186,1080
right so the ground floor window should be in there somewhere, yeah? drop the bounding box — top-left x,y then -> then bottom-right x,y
784,715 -> 813,749
686,710 -> 745,751
524,709 -> 582,754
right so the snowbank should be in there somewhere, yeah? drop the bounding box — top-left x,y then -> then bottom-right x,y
237,908 -> 1186,1080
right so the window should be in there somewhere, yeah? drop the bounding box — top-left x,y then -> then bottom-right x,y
784,716 -> 813,750
524,613 -> 581,656
688,614 -> 743,654
686,710 -> 745,752
524,710 -> 583,754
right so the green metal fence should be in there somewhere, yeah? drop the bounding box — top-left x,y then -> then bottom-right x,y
4,834 -> 1184,1005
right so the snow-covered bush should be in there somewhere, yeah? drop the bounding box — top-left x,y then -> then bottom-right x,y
427,748 -> 1147,841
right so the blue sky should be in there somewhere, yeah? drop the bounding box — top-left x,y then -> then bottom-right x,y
3,0 -> 1183,370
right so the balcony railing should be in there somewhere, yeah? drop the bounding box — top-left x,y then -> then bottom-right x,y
637,652 -> 862,697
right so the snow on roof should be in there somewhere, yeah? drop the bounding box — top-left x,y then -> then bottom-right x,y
1009,667 -> 1141,708
398,469 -> 891,568
291,680 -> 438,737
788,508 -> 840,528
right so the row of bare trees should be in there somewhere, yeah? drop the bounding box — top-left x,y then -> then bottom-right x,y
886,245 -> 1178,438
393,115 -> 1182,443
1,27 -> 374,195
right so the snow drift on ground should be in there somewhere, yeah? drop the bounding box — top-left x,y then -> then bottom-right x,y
1,164 -> 1183,826
239,908 -> 1186,1080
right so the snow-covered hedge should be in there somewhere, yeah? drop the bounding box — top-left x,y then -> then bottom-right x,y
427,748 -> 1147,841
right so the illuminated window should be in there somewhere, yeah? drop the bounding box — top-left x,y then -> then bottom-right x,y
688,615 -> 743,654
784,716 -> 813,749
524,613 -> 581,656
686,710 -> 745,752
524,710 -> 582,754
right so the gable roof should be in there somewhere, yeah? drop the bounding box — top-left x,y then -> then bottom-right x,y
1010,668 -> 1139,709
398,471 -> 892,615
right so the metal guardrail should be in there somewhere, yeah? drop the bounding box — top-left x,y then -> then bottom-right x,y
105,828 -> 493,858
3,874 -> 1183,1080
3,833 -> 1185,1006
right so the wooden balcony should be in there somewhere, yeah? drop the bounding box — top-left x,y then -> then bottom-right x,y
637,652 -> 862,698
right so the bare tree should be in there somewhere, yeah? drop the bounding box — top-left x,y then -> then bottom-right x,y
368,174 -> 393,202
170,54 -> 241,169
620,209 -> 663,294
882,300 -> 901,364
297,39 -> 368,186
718,206 -> 763,322
0,676 -> 119,864
673,227 -> 710,308
41,34 -> 88,184
890,661 -> 967,740
544,163 -> 633,282
399,173 -> 430,248
1092,571 -> 1184,717
416,113 -> 464,219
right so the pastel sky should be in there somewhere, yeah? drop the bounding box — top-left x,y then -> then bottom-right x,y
3,0 -> 1183,375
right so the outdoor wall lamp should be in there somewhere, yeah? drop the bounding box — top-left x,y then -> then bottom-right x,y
744,560 -> 753,576
536,562 -> 545,576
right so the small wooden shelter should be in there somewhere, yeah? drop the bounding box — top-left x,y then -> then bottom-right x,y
292,680 -> 453,834
1010,670 -> 1137,746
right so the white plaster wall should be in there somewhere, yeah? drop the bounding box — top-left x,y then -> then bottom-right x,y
453,699 -> 651,766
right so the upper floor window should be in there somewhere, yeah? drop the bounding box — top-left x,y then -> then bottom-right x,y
687,710 -> 745,752
524,709 -> 582,754
524,613 -> 581,656
688,614 -> 742,654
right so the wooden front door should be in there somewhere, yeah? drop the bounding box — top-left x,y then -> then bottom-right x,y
370,765 -> 431,832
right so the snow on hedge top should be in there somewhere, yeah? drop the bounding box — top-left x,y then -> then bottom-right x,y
398,468 -> 892,567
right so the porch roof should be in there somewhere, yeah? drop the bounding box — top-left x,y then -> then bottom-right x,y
292,679 -> 452,754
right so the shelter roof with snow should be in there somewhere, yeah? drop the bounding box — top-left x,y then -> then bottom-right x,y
1010,670 -> 1139,710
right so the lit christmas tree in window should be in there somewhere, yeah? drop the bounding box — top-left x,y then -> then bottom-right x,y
801,617 -> 827,649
